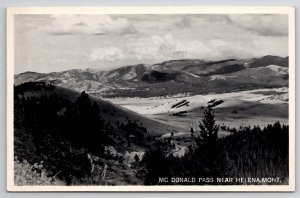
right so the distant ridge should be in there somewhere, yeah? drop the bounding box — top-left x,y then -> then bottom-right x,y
15,55 -> 289,97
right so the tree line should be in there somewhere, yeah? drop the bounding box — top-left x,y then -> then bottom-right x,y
142,108 -> 289,185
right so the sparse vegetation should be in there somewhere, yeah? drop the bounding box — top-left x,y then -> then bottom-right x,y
14,158 -> 63,185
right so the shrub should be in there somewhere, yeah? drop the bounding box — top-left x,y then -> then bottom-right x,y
14,158 -> 63,186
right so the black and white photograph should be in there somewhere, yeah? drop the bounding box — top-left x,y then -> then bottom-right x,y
7,7 -> 295,191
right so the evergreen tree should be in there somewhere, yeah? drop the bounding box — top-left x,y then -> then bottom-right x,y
195,107 -> 221,179
197,107 -> 219,146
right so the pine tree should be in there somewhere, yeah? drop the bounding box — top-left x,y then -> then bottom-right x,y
195,107 -> 223,179
197,107 -> 219,146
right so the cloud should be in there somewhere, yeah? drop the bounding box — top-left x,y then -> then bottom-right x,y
89,47 -> 125,61
88,34 -> 218,63
129,34 -> 188,60
47,15 -> 138,36
171,15 -> 232,30
174,17 -> 192,29
128,34 -> 235,61
228,14 -> 288,36
14,14 -> 289,73
88,34 -> 198,63
88,32 -> 287,65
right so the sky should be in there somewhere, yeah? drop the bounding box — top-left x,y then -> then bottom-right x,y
14,14 -> 288,74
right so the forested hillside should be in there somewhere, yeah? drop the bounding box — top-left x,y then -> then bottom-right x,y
14,82 -> 289,185
14,82 -> 151,184
142,109 -> 289,185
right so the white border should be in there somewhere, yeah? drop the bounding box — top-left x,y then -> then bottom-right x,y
6,6 -> 296,192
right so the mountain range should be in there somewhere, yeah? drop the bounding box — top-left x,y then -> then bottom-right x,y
15,55 -> 289,98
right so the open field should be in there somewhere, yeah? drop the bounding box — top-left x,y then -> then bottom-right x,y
105,87 -> 289,135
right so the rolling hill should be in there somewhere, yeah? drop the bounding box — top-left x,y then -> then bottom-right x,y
14,55 -> 289,98
15,81 -> 175,185
14,82 -> 183,136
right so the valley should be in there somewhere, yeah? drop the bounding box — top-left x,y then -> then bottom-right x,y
13,55 -> 290,186
104,87 -> 288,135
